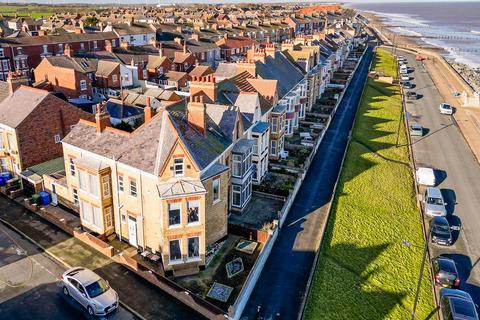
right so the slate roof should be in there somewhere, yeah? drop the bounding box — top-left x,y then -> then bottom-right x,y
255,51 -> 305,98
215,62 -> 237,80
106,99 -> 143,120
234,92 -> 259,123
45,56 -> 97,73
200,163 -> 229,181
0,86 -> 50,128
252,121 -> 269,134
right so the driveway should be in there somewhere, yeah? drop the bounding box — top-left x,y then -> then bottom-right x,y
403,51 -> 480,303
241,45 -> 374,320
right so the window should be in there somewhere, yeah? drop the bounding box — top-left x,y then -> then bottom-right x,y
173,157 -> 184,176
143,34 -> 147,41
252,138 -> 258,155
78,170 -> 98,197
271,140 -> 277,156
72,188 -> 78,205
58,43 -> 63,53
102,176 -> 111,198
129,179 -> 137,197
0,49 -> 4,58
0,158 -> 8,172
54,134 -> 61,144
92,206 -> 102,229
232,185 -> 241,207
69,158 -> 75,176
232,154 -> 242,177
169,239 -> 182,262
188,237 -> 199,260
112,74 -> 118,83
80,43 -> 85,50
121,213 -> 126,223
93,40 -> 98,49
168,202 -> 181,227
187,200 -> 199,224
118,175 -> 124,192
271,117 -> 278,133
7,134 -> 15,151
43,45 -> 49,54
2,60 -> 9,72
212,178 -> 220,203
80,200 -> 92,223
0,133 -> 3,149
80,80 -> 87,91
105,206 -> 113,228
89,174 -> 98,197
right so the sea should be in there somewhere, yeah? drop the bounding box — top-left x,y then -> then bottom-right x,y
348,1 -> 480,68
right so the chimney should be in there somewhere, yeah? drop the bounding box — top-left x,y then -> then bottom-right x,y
189,75 -> 217,103
158,42 -> 163,57
144,97 -> 153,123
187,95 -> 206,135
149,36 -> 157,47
74,27 -> 83,34
95,102 -> 110,133
105,40 -> 113,53
6,71 -> 29,95
64,44 -> 73,57
236,59 -> 257,77
265,42 -> 276,58
174,37 -> 182,45
183,38 -> 187,54
37,30 -> 46,36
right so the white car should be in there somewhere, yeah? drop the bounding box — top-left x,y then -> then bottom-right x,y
439,103 -> 453,115
61,267 -> 119,316
416,167 -> 436,186
401,76 -> 410,81
423,187 -> 447,217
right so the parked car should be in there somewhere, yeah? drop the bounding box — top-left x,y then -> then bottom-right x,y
430,216 -> 453,246
401,76 -> 410,81
440,288 -> 479,320
416,167 -> 436,186
439,103 -> 454,115
423,187 -> 447,217
407,91 -> 418,100
433,256 -> 460,288
403,81 -> 414,89
61,267 -> 119,316
410,123 -> 424,136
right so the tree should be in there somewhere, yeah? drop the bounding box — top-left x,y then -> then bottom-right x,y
83,16 -> 99,27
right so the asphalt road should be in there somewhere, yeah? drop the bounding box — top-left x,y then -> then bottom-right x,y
0,222 -> 135,320
241,45 -> 374,320
402,51 -> 480,303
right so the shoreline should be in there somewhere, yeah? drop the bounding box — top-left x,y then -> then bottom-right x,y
362,11 -> 480,94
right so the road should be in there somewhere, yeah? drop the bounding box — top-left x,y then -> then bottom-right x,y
0,221 -> 135,320
241,45 -> 374,320
403,51 -> 480,303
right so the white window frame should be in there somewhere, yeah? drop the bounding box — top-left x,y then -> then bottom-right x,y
0,48 -> 4,58
129,178 -> 137,197
69,158 -> 75,176
271,140 -> 277,156
112,74 -> 118,83
79,79 -> 87,91
118,175 -> 124,192
173,158 -> 184,176
232,185 -> 241,207
54,134 -> 61,144
105,206 -> 113,228
92,206 -> 102,229
72,188 -> 79,205
232,154 -> 242,177
168,202 -> 182,228
212,178 -> 220,204
102,176 -> 111,198
2,60 -> 9,71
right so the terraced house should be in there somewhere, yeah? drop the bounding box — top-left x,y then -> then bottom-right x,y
60,96 -> 238,274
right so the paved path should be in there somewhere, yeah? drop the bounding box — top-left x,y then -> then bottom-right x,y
0,221 -> 135,320
241,45 -> 374,320
0,195 -> 206,320
403,51 -> 480,303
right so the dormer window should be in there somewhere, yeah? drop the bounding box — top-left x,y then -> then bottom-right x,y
173,158 -> 184,176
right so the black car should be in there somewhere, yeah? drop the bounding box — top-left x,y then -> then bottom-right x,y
430,216 -> 453,246
433,256 -> 460,288
440,288 -> 479,320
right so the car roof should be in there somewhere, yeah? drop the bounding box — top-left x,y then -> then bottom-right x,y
426,187 -> 442,197
411,123 -> 422,129
417,167 -> 434,174
450,297 -> 478,319
436,257 -> 457,273
67,267 -> 101,286
431,216 -> 449,225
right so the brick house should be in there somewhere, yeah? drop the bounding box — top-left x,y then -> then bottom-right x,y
216,35 -> 257,61
0,84 -> 93,175
33,52 -> 97,100
0,32 -> 119,79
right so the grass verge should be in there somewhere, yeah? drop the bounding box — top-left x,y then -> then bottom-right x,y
304,48 -> 435,319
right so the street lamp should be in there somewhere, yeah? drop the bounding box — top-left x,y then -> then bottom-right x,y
401,224 -> 432,320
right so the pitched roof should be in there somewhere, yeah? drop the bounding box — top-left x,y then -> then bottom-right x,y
189,65 -> 214,78
146,55 -> 169,70
0,86 -> 50,128
45,56 -> 97,73
96,60 -> 119,77
214,62 -> 237,80
0,32 -> 117,47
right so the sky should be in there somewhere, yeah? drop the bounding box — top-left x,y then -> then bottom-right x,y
0,0 -> 479,4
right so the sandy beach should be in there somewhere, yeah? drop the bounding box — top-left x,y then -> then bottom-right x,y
363,11 -> 480,161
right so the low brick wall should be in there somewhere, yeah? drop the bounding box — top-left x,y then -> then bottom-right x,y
73,230 -> 115,258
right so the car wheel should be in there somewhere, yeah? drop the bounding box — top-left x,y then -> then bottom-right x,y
87,306 -> 94,316
63,286 -> 69,296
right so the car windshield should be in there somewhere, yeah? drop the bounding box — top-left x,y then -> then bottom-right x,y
85,279 -> 109,298
433,224 -> 450,235
452,299 -> 477,317
427,197 -> 443,205
443,104 -> 451,109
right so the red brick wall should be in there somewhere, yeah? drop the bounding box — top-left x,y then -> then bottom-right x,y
17,94 -> 94,169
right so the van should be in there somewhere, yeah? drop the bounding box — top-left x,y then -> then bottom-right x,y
423,187 -> 447,217
416,167 -> 436,186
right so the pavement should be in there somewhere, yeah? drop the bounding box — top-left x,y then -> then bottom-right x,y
402,51 -> 480,303
0,221 -> 135,320
240,45 -> 374,320
0,195 -> 206,320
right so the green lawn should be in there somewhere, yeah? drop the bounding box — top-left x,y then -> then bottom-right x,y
372,47 -> 397,78
304,48 -> 435,319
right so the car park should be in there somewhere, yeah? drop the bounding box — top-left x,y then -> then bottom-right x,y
423,187 -> 447,217
433,256 -> 460,288
416,167 -> 436,186
430,216 -> 453,246
440,288 -> 479,320
439,103 -> 454,115
409,123 -> 423,136
61,267 -> 119,316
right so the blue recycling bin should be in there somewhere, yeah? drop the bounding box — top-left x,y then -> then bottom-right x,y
38,191 -> 51,205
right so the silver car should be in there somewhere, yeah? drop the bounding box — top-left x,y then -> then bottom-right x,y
410,123 -> 423,136
423,187 -> 447,217
61,267 -> 119,316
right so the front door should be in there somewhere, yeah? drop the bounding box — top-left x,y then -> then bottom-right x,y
128,216 -> 137,247
51,183 -> 58,206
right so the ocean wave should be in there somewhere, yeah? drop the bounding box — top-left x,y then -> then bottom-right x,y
368,11 -> 430,27
392,27 -> 423,37
471,30 -> 480,35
